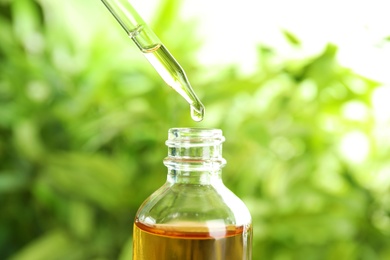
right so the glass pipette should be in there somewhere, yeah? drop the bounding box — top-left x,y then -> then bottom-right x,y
100,0 -> 205,121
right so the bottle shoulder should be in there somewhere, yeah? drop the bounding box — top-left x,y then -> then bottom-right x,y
136,182 -> 251,227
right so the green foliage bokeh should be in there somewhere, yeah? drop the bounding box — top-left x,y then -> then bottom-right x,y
1,0 -> 390,259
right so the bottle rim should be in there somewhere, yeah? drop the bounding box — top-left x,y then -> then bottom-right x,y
166,128 -> 225,147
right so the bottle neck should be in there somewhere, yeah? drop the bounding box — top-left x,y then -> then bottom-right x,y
163,128 -> 226,185
166,169 -> 222,185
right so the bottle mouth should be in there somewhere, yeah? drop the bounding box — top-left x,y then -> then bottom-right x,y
166,128 -> 225,147
164,128 -> 226,170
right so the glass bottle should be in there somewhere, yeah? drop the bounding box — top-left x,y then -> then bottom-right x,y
132,128 -> 252,260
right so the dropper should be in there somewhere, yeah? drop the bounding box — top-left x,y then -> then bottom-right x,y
101,0 -> 205,121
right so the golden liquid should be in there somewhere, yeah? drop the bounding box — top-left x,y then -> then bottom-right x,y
133,221 -> 252,260
141,44 -> 205,122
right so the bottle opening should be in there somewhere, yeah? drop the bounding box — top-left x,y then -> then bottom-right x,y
166,128 -> 225,147
164,128 -> 226,170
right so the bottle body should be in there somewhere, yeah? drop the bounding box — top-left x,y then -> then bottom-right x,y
132,128 -> 252,260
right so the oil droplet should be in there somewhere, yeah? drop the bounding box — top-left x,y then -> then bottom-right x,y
190,104 -> 205,122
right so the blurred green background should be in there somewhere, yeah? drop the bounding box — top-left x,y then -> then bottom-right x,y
1,0 -> 390,259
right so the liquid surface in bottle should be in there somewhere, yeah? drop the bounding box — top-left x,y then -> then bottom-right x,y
140,43 -> 205,122
133,221 -> 251,260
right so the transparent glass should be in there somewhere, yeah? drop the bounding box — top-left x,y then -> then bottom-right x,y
100,0 -> 205,121
132,128 -> 252,260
